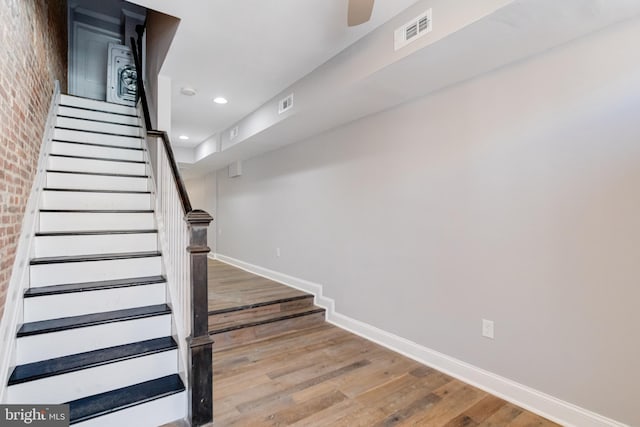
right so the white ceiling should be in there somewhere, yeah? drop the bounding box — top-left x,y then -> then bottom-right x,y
127,0 -> 419,147
170,0 -> 640,179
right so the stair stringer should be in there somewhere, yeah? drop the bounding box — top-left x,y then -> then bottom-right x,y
0,82 -> 61,403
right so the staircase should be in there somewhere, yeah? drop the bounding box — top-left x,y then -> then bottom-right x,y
5,95 -> 186,426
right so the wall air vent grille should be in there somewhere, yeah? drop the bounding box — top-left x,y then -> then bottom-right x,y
418,16 -> 429,32
394,9 -> 432,51
406,23 -> 418,40
229,126 -> 239,140
278,93 -> 294,114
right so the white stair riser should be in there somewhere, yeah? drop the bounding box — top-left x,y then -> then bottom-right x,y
46,172 -> 148,192
49,156 -> 146,175
54,128 -> 142,149
40,212 -> 155,232
73,391 -> 186,427
58,106 -> 139,126
51,141 -> 144,161
6,350 -> 178,404
35,233 -> 157,257
60,95 -> 137,116
30,257 -> 161,287
41,191 -> 151,210
24,283 -> 166,322
56,117 -> 141,137
16,315 -> 171,364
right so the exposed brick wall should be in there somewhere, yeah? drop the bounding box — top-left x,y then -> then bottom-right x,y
0,0 -> 67,318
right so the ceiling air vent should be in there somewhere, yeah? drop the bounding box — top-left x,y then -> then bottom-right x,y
394,9 -> 432,51
278,93 -> 293,114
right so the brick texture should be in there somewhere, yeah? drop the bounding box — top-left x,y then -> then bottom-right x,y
0,0 -> 67,319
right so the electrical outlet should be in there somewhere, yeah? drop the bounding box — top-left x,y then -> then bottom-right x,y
276,248 -> 281,257
482,319 -> 494,339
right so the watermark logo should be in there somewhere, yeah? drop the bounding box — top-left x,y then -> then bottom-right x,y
0,405 -> 68,427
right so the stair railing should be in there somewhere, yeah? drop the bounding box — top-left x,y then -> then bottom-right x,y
131,35 -> 213,426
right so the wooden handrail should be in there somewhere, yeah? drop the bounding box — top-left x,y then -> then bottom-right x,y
130,36 -> 152,133
147,130 -> 193,213
130,38 -> 192,215
130,31 -> 213,426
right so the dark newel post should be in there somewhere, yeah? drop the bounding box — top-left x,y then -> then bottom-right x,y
186,209 -> 214,426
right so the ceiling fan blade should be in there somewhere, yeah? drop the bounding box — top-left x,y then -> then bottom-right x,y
348,0 -> 375,27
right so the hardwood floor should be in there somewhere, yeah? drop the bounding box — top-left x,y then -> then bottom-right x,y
207,260 -> 325,351
212,319 -> 558,426
167,259 -> 560,426
208,260 -> 309,313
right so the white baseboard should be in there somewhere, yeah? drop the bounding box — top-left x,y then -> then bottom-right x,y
213,253 -> 628,427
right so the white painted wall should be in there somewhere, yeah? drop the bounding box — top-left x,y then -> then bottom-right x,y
184,172 -> 217,253
144,9 -> 180,131
214,17 -> 640,426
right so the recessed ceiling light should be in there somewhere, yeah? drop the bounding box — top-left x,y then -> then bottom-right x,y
179,135 -> 189,140
213,97 -> 228,104
181,87 -> 197,96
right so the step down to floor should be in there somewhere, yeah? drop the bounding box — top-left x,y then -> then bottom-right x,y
9,337 -> 177,385
209,294 -> 315,327
30,251 -> 161,265
210,304 -> 326,351
18,304 -> 171,337
25,275 -> 166,297
68,374 -> 185,425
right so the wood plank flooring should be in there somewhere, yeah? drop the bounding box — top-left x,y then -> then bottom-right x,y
207,259 -> 325,350
208,260 -> 309,313
212,319 -> 559,426
168,259 -> 560,426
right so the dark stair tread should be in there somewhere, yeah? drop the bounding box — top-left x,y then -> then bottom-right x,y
47,169 -> 148,178
208,294 -> 313,316
58,103 -> 139,118
49,153 -> 145,163
18,304 -> 171,337
25,275 -> 166,298
68,374 -> 184,424
36,229 -> 157,236
40,209 -> 153,213
52,139 -> 144,151
9,337 -> 177,385
30,251 -> 161,265
56,115 -> 142,129
54,126 -> 143,139
210,305 -> 326,334
43,188 -> 150,194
